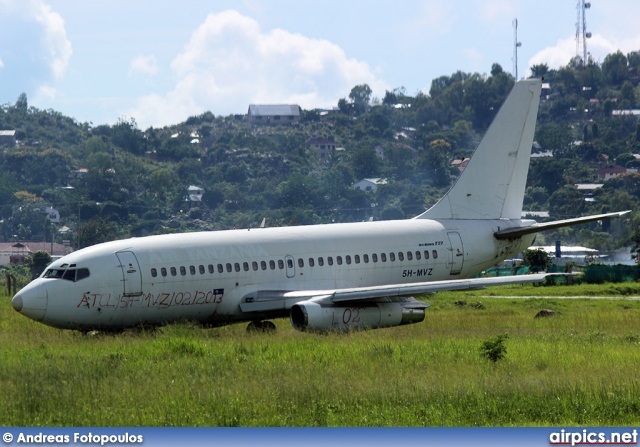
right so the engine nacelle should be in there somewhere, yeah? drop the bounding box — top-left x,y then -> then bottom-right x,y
290,300 -> 425,332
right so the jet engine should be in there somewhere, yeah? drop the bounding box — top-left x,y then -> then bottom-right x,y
290,300 -> 426,332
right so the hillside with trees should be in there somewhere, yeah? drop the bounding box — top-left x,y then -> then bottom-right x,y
2,50 -> 640,259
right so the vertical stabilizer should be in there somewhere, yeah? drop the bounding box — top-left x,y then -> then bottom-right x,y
417,79 -> 541,220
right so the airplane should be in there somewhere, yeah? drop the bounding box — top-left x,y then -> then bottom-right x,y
11,79 -> 629,333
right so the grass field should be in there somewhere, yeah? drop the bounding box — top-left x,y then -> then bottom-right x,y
2,282 -> 640,426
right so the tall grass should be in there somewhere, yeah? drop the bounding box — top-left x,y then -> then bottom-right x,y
2,284 -> 640,426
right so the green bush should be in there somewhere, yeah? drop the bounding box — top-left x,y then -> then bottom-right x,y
480,333 -> 509,363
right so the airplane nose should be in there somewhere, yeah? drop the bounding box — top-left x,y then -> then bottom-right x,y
12,282 -> 47,321
12,293 -> 23,312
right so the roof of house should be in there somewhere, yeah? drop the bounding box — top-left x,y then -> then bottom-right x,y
596,165 -> 627,175
0,242 -> 70,255
356,178 -> 388,185
309,137 -> 336,145
248,105 -> 300,117
0,130 -> 16,137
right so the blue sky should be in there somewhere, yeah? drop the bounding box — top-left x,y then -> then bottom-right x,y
1,0 -> 640,129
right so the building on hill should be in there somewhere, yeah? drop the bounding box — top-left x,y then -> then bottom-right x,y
0,241 -> 72,266
451,157 -> 470,172
184,185 -> 204,208
0,130 -> 16,147
353,178 -> 387,193
595,165 -> 636,181
247,105 -> 300,125
309,137 -> 336,161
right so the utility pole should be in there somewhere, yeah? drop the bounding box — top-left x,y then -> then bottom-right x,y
513,18 -> 522,79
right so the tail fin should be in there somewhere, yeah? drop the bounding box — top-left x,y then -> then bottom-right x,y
417,79 -> 541,220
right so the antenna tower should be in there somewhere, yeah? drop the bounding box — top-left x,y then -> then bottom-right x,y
512,18 -> 522,79
575,0 -> 592,66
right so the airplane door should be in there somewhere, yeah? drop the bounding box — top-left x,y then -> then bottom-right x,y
116,251 -> 143,296
285,255 -> 296,278
447,232 -> 464,275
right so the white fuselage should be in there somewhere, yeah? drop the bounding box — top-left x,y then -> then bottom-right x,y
14,218 -> 534,330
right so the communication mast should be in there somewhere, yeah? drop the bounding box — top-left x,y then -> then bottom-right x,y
512,18 -> 522,79
576,0 -> 592,66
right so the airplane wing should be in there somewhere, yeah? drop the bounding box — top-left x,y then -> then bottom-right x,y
239,273 -> 557,313
494,211 -> 630,239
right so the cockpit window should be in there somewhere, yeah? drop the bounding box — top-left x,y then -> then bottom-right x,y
44,267 -> 90,282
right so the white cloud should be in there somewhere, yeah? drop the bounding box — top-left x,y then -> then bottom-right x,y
0,0 -> 71,82
0,58 -> 4,69
528,33 -> 640,74
462,48 -> 484,72
129,55 -> 159,77
476,0 -> 515,23
128,10 -> 388,128
29,0 -> 72,80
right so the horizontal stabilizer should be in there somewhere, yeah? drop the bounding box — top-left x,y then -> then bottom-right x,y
494,211 -> 631,239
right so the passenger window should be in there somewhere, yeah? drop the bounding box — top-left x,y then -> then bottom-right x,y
278,260 -> 284,269
218,264 -> 224,273
363,254 -> 369,263
287,258 -> 294,269
235,263 -> 241,272
261,261 -> 267,270
180,266 -> 187,276
328,257 -> 334,266
270,260 -> 276,270
381,253 -> 387,262
226,263 -> 232,273
208,264 -> 214,274
398,252 -> 404,261
415,251 -> 421,260
424,250 -> 430,259
298,258 -> 304,268
407,252 -> 412,261
171,267 -> 177,276
372,253 -> 378,262
390,253 -> 395,262
318,257 -> 324,266
308,258 -> 315,267
346,255 -> 351,265
199,265 -> 205,274
190,266 -> 196,275
252,261 -> 258,271
433,250 -> 438,259
337,256 -> 343,265
161,267 -> 167,277
355,255 -> 360,264
243,262 -> 249,272
151,268 -> 157,278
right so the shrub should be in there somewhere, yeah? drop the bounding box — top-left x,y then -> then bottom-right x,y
480,333 -> 509,362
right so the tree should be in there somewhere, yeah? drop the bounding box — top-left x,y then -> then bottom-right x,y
77,216 -> 117,249
530,63 -> 549,79
522,248 -> 553,273
549,185 -> 586,218
14,93 -> 28,113
418,139 -> 451,187
349,84 -> 372,114
111,117 -> 145,155
26,250 -> 52,279
602,51 -> 628,86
